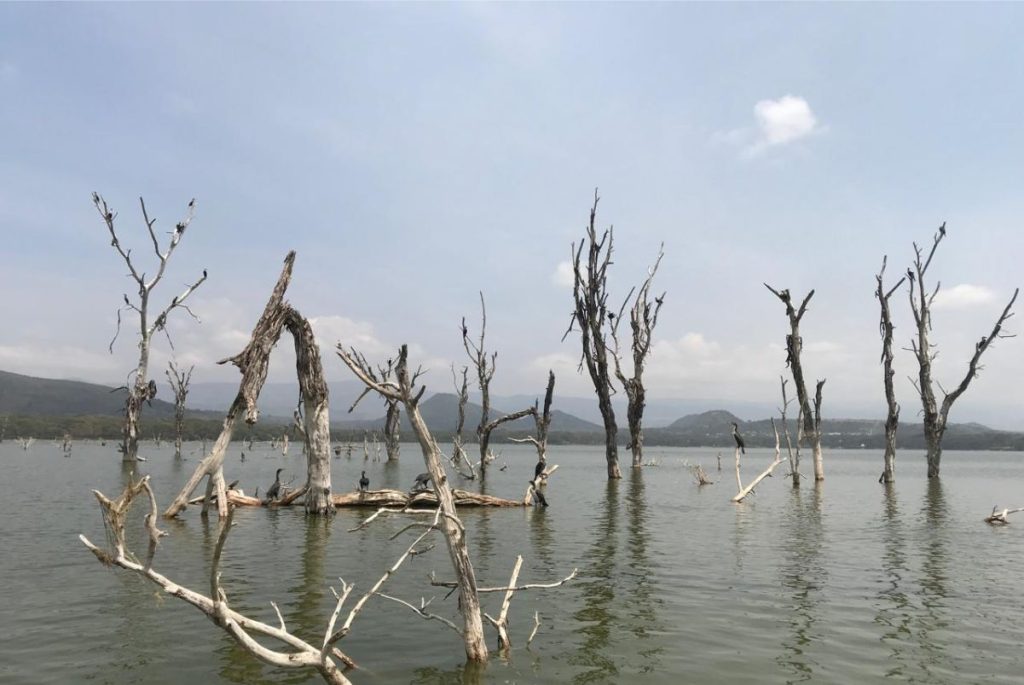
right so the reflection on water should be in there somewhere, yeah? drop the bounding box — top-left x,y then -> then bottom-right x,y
876,483 -> 912,678
777,485 -> 826,683
570,481 -> 620,683
915,479 -> 950,681
624,470 -> 664,670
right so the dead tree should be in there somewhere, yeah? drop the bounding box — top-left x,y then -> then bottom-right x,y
94,193 -> 207,463
907,224 -> 1019,478
510,371 -> 558,505
985,506 -> 1024,525
765,284 -> 826,481
337,343 -> 489,661
462,293 -> 497,475
348,357 -> 401,462
166,361 -> 194,460
450,365 -> 478,479
165,252 -> 333,518
875,257 -> 906,484
563,191 -> 621,480
779,378 -> 801,487
611,245 -> 665,468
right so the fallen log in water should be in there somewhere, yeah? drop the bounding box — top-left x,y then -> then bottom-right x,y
192,488 -> 526,509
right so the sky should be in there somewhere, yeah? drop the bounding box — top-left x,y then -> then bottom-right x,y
2,3 -> 1023,428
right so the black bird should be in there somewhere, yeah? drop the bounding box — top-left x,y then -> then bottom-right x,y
227,479 -> 239,490
907,268 -> 914,283
413,472 -> 432,491
359,471 -> 370,492
534,460 -> 546,481
267,468 -> 283,501
731,422 -> 746,455
240,451 -> 246,462
530,482 -> 549,507
146,379 -> 158,406
939,222 -> 946,238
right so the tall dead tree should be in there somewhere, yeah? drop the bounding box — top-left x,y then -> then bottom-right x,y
165,252 -> 333,518
611,245 -> 665,468
337,343 -> 489,661
765,284 -> 826,481
348,357 -> 400,462
462,293 -> 498,475
166,361 -> 194,460
564,191 -> 621,480
94,194 -> 207,463
875,257 -> 906,484
907,224 -> 1019,479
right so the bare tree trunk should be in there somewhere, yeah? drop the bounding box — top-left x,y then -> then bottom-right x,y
286,311 -> 332,515
166,361 -> 194,460
338,343 -> 489,661
565,191 -> 621,480
166,252 -> 335,518
875,257 -> 905,484
94,194 -> 207,463
463,293 -> 497,476
765,284 -> 826,481
907,224 -> 1019,478
611,246 -> 665,469
383,401 -> 400,461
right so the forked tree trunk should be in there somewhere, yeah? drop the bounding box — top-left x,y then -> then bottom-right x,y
875,257 -> 905,484
765,284 -> 826,481
166,252 -> 333,518
94,194 -> 207,464
565,191 -> 621,480
338,343 -> 488,661
907,225 -> 1019,478
611,246 -> 665,469
166,361 -> 194,460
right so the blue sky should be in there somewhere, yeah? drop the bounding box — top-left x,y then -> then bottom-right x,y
2,3 -> 1023,427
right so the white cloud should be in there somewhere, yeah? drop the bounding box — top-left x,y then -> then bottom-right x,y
716,95 -> 824,157
754,95 -> 819,147
933,283 -> 997,310
551,261 -> 574,288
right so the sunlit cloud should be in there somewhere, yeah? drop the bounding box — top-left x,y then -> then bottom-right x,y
933,283 -> 997,310
551,261 -> 574,288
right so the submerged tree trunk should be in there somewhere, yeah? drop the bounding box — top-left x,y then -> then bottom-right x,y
463,292 -> 498,476
611,246 -> 665,469
383,401 -> 400,461
565,191 -> 621,480
94,194 -> 207,464
338,343 -> 489,661
907,225 -> 1019,478
765,284 -> 826,481
166,361 -> 194,460
875,256 -> 905,484
166,252 -> 334,518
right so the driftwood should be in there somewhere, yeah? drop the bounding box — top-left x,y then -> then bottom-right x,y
689,463 -> 713,486
610,244 -> 665,468
907,224 -> 1019,478
94,193 -> 207,463
985,506 -> 1024,525
733,417 -> 785,503
563,190 -> 622,480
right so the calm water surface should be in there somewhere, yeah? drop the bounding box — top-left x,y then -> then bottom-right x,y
3,441 -> 1024,684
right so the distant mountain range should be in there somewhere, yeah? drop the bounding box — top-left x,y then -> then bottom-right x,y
1,369 -> 1022,450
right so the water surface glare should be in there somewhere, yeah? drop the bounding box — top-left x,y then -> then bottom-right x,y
3,442 -> 1024,684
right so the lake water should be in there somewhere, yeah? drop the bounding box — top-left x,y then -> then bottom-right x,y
3,441 -> 1024,684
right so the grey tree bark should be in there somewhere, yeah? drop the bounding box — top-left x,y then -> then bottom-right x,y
765,284 -> 826,481
462,292 -> 498,476
165,252 -> 332,518
94,193 -> 207,463
907,224 -> 1019,478
564,191 -> 621,480
166,361 -> 194,460
337,343 -> 489,661
348,358 -> 401,462
611,245 -> 665,468
875,256 -> 906,484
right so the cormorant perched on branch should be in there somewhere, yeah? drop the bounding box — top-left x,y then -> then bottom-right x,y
359,471 -> 369,492
267,468 -> 283,501
939,222 -> 946,238
731,422 -> 746,455
534,460 -> 546,481
412,472 -> 432,491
